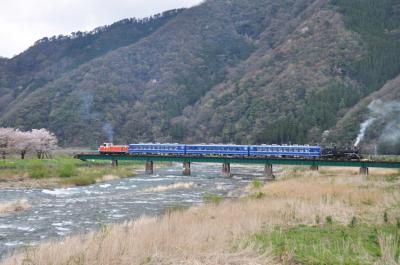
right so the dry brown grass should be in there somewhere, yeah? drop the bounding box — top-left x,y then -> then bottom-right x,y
2,167 -> 400,265
96,174 -> 119,182
143,182 -> 195,193
0,199 -> 30,215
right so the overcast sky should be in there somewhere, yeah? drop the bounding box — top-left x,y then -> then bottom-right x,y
0,0 -> 202,58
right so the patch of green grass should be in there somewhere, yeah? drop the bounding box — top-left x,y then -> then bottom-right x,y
203,193 -> 222,205
0,156 -> 144,186
251,179 -> 263,189
59,175 -> 97,186
27,161 -> 51,179
253,223 -> 400,265
56,163 -> 77,178
249,191 -> 266,199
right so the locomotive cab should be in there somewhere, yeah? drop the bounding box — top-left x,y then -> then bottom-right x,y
98,143 -> 128,154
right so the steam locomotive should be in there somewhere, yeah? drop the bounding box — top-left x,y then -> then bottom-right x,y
99,143 -> 361,160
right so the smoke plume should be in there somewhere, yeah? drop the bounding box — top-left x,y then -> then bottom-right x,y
354,99 -> 400,147
102,123 -> 114,143
354,117 -> 376,147
379,120 -> 400,142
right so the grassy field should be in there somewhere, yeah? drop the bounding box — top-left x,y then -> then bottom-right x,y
0,156 -> 144,188
1,166 -> 400,265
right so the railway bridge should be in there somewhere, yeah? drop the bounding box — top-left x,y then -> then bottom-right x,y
75,154 -> 400,178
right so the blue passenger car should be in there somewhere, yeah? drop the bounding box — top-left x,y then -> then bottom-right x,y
128,144 -> 185,155
186,145 -> 249,156
127,143 -> 322,158
249,145 -> 321,158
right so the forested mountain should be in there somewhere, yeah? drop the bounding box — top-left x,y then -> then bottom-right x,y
0,9 -> 182,114
0,0 -> 399,153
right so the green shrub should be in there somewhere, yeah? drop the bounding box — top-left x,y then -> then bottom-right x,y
384,211 -> 389,223
349,216 -> 357,228
56,163 -> 77,178
250,192 -> 265,199
27,162 -> 50,179
315,215 -> 320,225
203,193 -> 222,205
251,179 -> 263,189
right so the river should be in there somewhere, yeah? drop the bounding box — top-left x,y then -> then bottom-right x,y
0,163 -> 267,259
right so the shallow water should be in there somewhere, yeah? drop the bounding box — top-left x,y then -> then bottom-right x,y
0,163 -> 266,258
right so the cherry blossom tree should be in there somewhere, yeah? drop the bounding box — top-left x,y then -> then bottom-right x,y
30,129 -> 58,159
0,128 -> 16,159
0,128 -> 58,159
13,130 -> 34,159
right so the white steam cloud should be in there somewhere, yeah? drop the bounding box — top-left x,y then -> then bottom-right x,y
354,99 -> 400,147
354,117 -> 376,147
102,123 -> 114,143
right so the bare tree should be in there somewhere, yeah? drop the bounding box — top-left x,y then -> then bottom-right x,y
0,128 -> 16,159
30,129 -> 58,159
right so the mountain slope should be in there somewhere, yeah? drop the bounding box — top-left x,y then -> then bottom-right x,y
3,0 -> 317,145
0,0 -> 399,151
178,0 -> 362,144
0,9 -> 182,114
329,74 -> 400,153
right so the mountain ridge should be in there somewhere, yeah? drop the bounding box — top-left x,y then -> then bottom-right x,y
0,0 -> 399,153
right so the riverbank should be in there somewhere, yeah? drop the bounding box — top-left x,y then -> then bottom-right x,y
2,166 -> 399,264
0,157 -> 145,188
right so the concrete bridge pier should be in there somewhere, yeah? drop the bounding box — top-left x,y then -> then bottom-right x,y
222,163 -> 231,177
145,161 -> 154,175
111,160 -> 118,167
310,165 -> 319,171
264,164 -> 275,180
359,167 -> 369,175
183,162 -> 191,176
